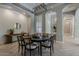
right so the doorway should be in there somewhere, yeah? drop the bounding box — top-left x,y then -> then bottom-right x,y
63,14 -> 75,42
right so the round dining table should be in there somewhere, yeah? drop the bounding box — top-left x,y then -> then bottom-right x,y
23,35 -> 50,56
31,37 -> 50,56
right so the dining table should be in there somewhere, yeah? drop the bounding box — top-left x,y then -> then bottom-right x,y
32,37 -> 50,56
23,35 -> 50,56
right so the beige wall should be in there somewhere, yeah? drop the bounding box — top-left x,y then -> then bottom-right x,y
64,14 -> 74,35
0,8 -> 32,44
64,20 -> 72,34
27,17 -> 32,33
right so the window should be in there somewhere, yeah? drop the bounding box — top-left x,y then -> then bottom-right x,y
45,12 -> 57,33
36,14 -> 42,33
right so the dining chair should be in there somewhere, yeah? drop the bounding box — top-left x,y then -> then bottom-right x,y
17,36 -> 38,56
23,35 -> 39,56
17,32 -> 29,52
42,33 -> 49,38
41,35 -> 55,56
17,35 -> 26,56
32,34 -> 40,39
52,34 -> 56,42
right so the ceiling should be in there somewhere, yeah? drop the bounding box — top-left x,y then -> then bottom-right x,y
1,3 -> 78,15
20,3 -> 42,11
19,3 -> 79,13
63,4 -> 79,12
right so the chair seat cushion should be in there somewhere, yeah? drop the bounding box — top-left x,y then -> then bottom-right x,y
42,41 -> 51,48
26,44 -> 38,50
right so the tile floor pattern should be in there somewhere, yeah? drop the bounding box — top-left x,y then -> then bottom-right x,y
0,34 -> 79,56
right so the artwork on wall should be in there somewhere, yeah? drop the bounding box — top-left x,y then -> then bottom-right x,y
14,23 -> 21,29
16,23 -> 21,29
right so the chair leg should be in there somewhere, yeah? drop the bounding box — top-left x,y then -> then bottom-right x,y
24,46 -> 26,56
53,46 -> 54,53
50,47 -> 52,56
52,45 -> 54,53
18,45 -> 20,53
30,49 -> 31,56
21,46 -> 23,56
38,46 -> 39,56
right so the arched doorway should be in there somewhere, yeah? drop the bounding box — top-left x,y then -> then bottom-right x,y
62,4 -> 78,42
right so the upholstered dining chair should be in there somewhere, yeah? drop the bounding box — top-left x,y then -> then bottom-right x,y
17,35 -> 39,56
41,35 -> 55,56
17,33 -> 29,54
17,35 -> 26,55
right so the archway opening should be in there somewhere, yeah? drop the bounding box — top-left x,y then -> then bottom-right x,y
62,4 -> 77,42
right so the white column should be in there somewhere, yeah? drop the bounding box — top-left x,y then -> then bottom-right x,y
34,14 -> 36,33
75,8 -> 79,41
42,13 -> 46,33
56,10 -> 64,42
31,15 -> 35,33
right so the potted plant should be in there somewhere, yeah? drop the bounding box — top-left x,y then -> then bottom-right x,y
7,28 -> 14,35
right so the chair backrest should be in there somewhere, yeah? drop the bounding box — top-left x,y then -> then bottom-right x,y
17,35 -> 26,46
24,33 -> 29,36
32,34 -> 40,39
52,34 -> 56,41
23,35 -> 32,44
49,35 -> 55,46
42,33 -> 49,38
42,35 -> 54,48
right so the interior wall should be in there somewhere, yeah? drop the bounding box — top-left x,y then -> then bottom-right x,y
64,20 -> 72,34
45,11 -> 56,34
26,16 -> 32,33
64,14 -> 74,36
75,8 -> 79,40
0,8 -> 31,44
